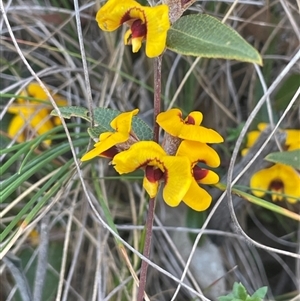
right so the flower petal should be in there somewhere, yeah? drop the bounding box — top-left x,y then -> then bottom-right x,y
182,179 -> 212,211
276,164 -> 300,204
156,108 -> 183,136
161,156 -> 192,207
157,108 -> 223,143
176,140 -> 220,167
110,108 -> 139,132
143,176 -> 159,198
285,129 -> 300,151
250,166 -> 276,197
81,132 -> 128,161
250,163 -> 300,203
143,5 -> 170,58
197,169 -> 219,184
30,109 -> 55,145
8,115 -> 26,143
96,0 -> 142,31
112,141 -> 167,174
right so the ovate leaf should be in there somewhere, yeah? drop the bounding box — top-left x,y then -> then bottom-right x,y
51,106 -> 91,121
51,106 -> 153,141
265,149 -> 300,169
167,14 -> 262,65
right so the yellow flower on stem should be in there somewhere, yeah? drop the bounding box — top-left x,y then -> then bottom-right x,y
242,123 -> 300,155
96,0 -> 170,58
156,108 -> 223,143
250,163 -> 300,204
176,140 -> 220,211
81,109 -> 139,161
7,83 -> 67,145
112,141 -> 193,208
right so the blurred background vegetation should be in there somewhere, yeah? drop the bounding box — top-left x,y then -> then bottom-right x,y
1,0 -> 299,300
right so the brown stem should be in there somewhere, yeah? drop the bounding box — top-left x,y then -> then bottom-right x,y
137,197 -> 156,301
137,56 -> 162,301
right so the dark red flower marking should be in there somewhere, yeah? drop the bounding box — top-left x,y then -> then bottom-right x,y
145,166 -> 164,183
185,115 -> 196,125
193,165 -> 208,181
270,180 -> 284,192
131,19 -> 147,38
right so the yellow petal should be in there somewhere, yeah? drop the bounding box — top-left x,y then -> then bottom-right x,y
285,129 -> 300,151
198,170 -> 219,184
185,111 -> 203,125
176,140 -> 220,167
8,115 -> 26,143
143,5 -> 170,58
30,109 -> 54,145
110,109 -> 139,132
112,141 -> 167,174
26,83 -> 48,102
131,36 -> 144,53
250,163 -> 300,203
257,123 -> 268,131
250,165 -> 276,197
182,179 -> 212,211
96,0 -> 142,31
143,176 -> 159,198
245,130 -> 260,148
81,132 -> 128,161
161,156 -> 192,207
157,108 -> 223,143
156,108 -> 183,136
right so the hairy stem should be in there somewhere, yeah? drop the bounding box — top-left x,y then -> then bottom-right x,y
137,197 -> 156,301
137,56 -> 162,301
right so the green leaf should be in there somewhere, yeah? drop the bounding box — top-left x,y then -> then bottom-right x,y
51,106 -> 153,141
265,149 -> 300,169
50,106 -> 91,121
167,14 -> 262,65
234,282 -> 248,299
274,74 -> 300,110
250,286 -> 268,300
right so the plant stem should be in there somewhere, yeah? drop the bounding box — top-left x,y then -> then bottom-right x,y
137,197 -> 156,301
137,56 -> 162,301
153,55 -> 162,143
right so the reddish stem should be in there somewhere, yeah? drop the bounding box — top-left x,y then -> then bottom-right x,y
137,197 -> 156,301
137,56 -> 162,301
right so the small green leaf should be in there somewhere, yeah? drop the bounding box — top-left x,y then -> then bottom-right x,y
234,282 -> 248,299
50,106 -> 90,121
251,287 -> 268,299
167,14 -> 262,65
51,106 -> 153,141
265,149 -> 300,169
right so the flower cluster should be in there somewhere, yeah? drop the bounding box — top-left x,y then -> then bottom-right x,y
7,83 -> 67,145
82,108 -> 223,211
96,0 -> 170,58
242,124 -> 300,204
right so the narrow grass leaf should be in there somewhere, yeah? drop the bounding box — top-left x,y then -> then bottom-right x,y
217,183 -> 300,222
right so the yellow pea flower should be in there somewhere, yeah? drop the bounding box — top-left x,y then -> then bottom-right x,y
250,163 -> 300,204
242,123 -> 299,155
96,0 -> 170,58
112,141 -> 193,208
176,140 -> 220,211
156,108 -> 224,143
81,109 -> 139,161
7,83 -> 67,145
